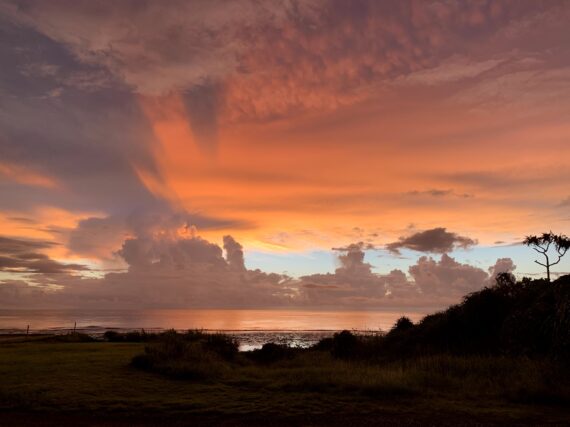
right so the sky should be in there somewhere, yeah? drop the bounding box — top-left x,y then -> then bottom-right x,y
0,0 -> 569,310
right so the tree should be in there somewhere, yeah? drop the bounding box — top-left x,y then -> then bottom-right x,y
523,232 -> 570,282
391,316 -> 414,333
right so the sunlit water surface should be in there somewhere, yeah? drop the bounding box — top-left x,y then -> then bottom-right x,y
0,309 -> 427,350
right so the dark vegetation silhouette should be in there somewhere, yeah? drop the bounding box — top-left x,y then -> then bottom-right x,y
524,231 -> 570,282
121,274 -> 570,408
247,342 -> 297,363
127,276 -> 570,393
130,330 -> 238,379
324,274 -> 570,361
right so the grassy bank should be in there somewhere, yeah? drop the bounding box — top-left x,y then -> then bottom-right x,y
0,339 -> 568,425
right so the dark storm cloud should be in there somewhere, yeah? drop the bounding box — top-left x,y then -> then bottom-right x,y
0,236 -> 55,253
0,17 -> 160,214
386,227 -> 477,255
0,236 -> 87,273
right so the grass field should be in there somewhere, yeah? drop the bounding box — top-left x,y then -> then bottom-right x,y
0,338 -> 568,426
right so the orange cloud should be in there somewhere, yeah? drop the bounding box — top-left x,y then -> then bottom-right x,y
0,207 -> 104,261
134,80 -> 569,251
0,162 -> 59,189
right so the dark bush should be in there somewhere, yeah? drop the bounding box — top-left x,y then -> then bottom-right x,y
103,331 -> 123,342
50,332 -> 96,343
390,317 -> 414,334
247,343 -> 296,364
203,333 -> 239,361
377,274 -> 570,360
312,337 -> 334,351
331,330 -> 359,359
104,329 -> 158,342
317,275 -> 570,362
130,330 -> 238,380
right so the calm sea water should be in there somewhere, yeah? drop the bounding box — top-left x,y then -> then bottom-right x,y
0,309 -> 426,350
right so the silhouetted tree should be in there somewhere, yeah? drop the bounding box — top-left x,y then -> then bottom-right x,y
523,232 -> 570,282
391,316 -> 414,333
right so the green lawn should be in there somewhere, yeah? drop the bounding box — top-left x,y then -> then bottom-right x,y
0,340 -> 568,425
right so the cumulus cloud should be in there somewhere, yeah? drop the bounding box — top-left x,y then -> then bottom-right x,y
298,243 -> 386,306
487,257 -> 517,283
67,209 -> 251,261
67,216 -> 127,260
298,247 -> 517,307
0,214 -> 294,308
223,235 -> 246,271
0,279 -> 57,308
386,227 -> 477,255
1,230 -> 518,310
409,254 -> 488,297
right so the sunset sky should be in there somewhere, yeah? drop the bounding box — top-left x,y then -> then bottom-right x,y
0,0 -> 569,309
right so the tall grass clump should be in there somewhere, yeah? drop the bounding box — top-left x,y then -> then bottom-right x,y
131,330 -> 238,380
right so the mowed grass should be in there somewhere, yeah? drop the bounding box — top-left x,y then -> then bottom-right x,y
0,340 -> 569,424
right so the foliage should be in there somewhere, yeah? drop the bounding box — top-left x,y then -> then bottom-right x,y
246,342 -> 297,364
46,332 -> 96,343
331,330 -> 359,359
104,330 -> 157,342
391,316 -> 414,333
523,231 -> 570,281
319,275 -> 570,361
130,330 -> 238,380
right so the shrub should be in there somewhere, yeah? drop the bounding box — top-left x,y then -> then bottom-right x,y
202,333 -> 239,361
49,332 -> 96,343
331,330 -> 359,359
104,330 -> 158,342
131,330 -> 238,380
379,274 -> 570,359
247,343 -> 296,364
311,337 -> 334,351
390,317 -> 414,334
103,331 -> 123,342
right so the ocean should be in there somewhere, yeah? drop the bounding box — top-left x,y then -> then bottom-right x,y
0,308 -> 426,350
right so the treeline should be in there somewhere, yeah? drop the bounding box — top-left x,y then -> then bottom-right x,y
321,274 -> 570,361
119,274 -> 570,378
